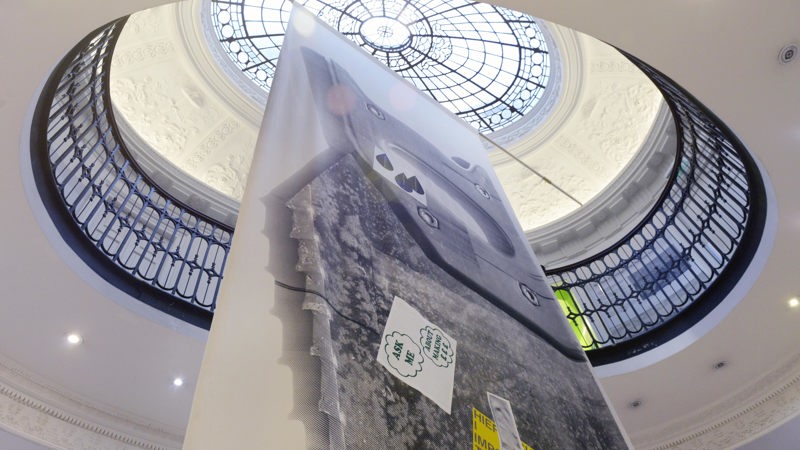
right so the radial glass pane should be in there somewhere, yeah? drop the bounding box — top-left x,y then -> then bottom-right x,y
211,0 -> 551,133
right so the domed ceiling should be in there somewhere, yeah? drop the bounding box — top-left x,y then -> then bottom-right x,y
211,0 -> 553,134
109,0 -> 668,252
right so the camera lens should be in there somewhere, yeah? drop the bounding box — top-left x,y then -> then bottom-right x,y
519,283 -> 540,306
366,103 -> 385,119
417,207 -> 439,229
475,184 -> 492,199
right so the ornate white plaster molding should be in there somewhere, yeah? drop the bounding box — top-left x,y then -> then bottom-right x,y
109,2 -> 255,227
111,39 -> 175,69
113,108 -> 243,228
189,0 -> 268,118
0,354 -> 182,450
527,102 -> 674,268
633,352 -> 800,449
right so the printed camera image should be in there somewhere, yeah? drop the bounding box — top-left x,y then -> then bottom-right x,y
260,21 -> 627,448
273,154 -> 627,449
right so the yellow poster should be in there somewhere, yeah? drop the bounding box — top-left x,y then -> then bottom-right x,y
473,408 -> 534,450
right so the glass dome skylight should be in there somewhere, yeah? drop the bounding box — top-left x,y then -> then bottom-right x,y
211,0 -> 551,133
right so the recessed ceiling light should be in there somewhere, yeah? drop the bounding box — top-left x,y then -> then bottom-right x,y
629,399 -> 643,409
713,360 -> 728,371
173,377 -> 184,387
779,44 -> 798,64
788,297 -> 800,308
66,334 -> 82,345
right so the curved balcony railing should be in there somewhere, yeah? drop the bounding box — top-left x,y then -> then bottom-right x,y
29,16 -> 767,359
545,51 -> 767,364
30,18 -> 232,329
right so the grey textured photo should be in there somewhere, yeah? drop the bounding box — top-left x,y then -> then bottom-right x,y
271,154 -> 627,449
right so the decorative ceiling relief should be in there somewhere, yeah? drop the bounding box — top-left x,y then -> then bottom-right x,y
184,119 -> 242,170
552,134 -> 606,177
633,354 -> 800,450
110,3 -> 259,204
494,162 -> 586,230
487,33 -> 665,234
0,354 -> 182,450
111,76 -> 220,157
111,40 -> 175,69
575,80 -> 661,168
590,59 -> 641,74
196,131 -> 256,199
121,6 -> 162,37
201,151 -> 251,200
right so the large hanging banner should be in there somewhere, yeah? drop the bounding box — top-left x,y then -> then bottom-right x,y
253,7 -> 628,449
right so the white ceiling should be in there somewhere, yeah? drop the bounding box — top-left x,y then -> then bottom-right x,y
0,0 -> 203,445
0,0 -> 798,449
0,427 -> 49,450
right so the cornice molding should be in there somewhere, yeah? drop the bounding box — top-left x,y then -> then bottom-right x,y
488,30 -> 669,244
112,106 -> 242,228
0,354 -> 182,450
189,0 -> 268,118
633,352 -> 800,449
528,101 -> 674,268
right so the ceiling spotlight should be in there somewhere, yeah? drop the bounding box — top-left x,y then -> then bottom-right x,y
788,297 -> 800,308
173,377 -> 184,387
66,334 -> 82,345
629,399 -> 643,409
779,44 -> 798,65
713,360 -> 728,371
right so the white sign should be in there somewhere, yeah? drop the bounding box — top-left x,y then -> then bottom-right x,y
487,392 -> 524,450
377,297 -> 456,413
